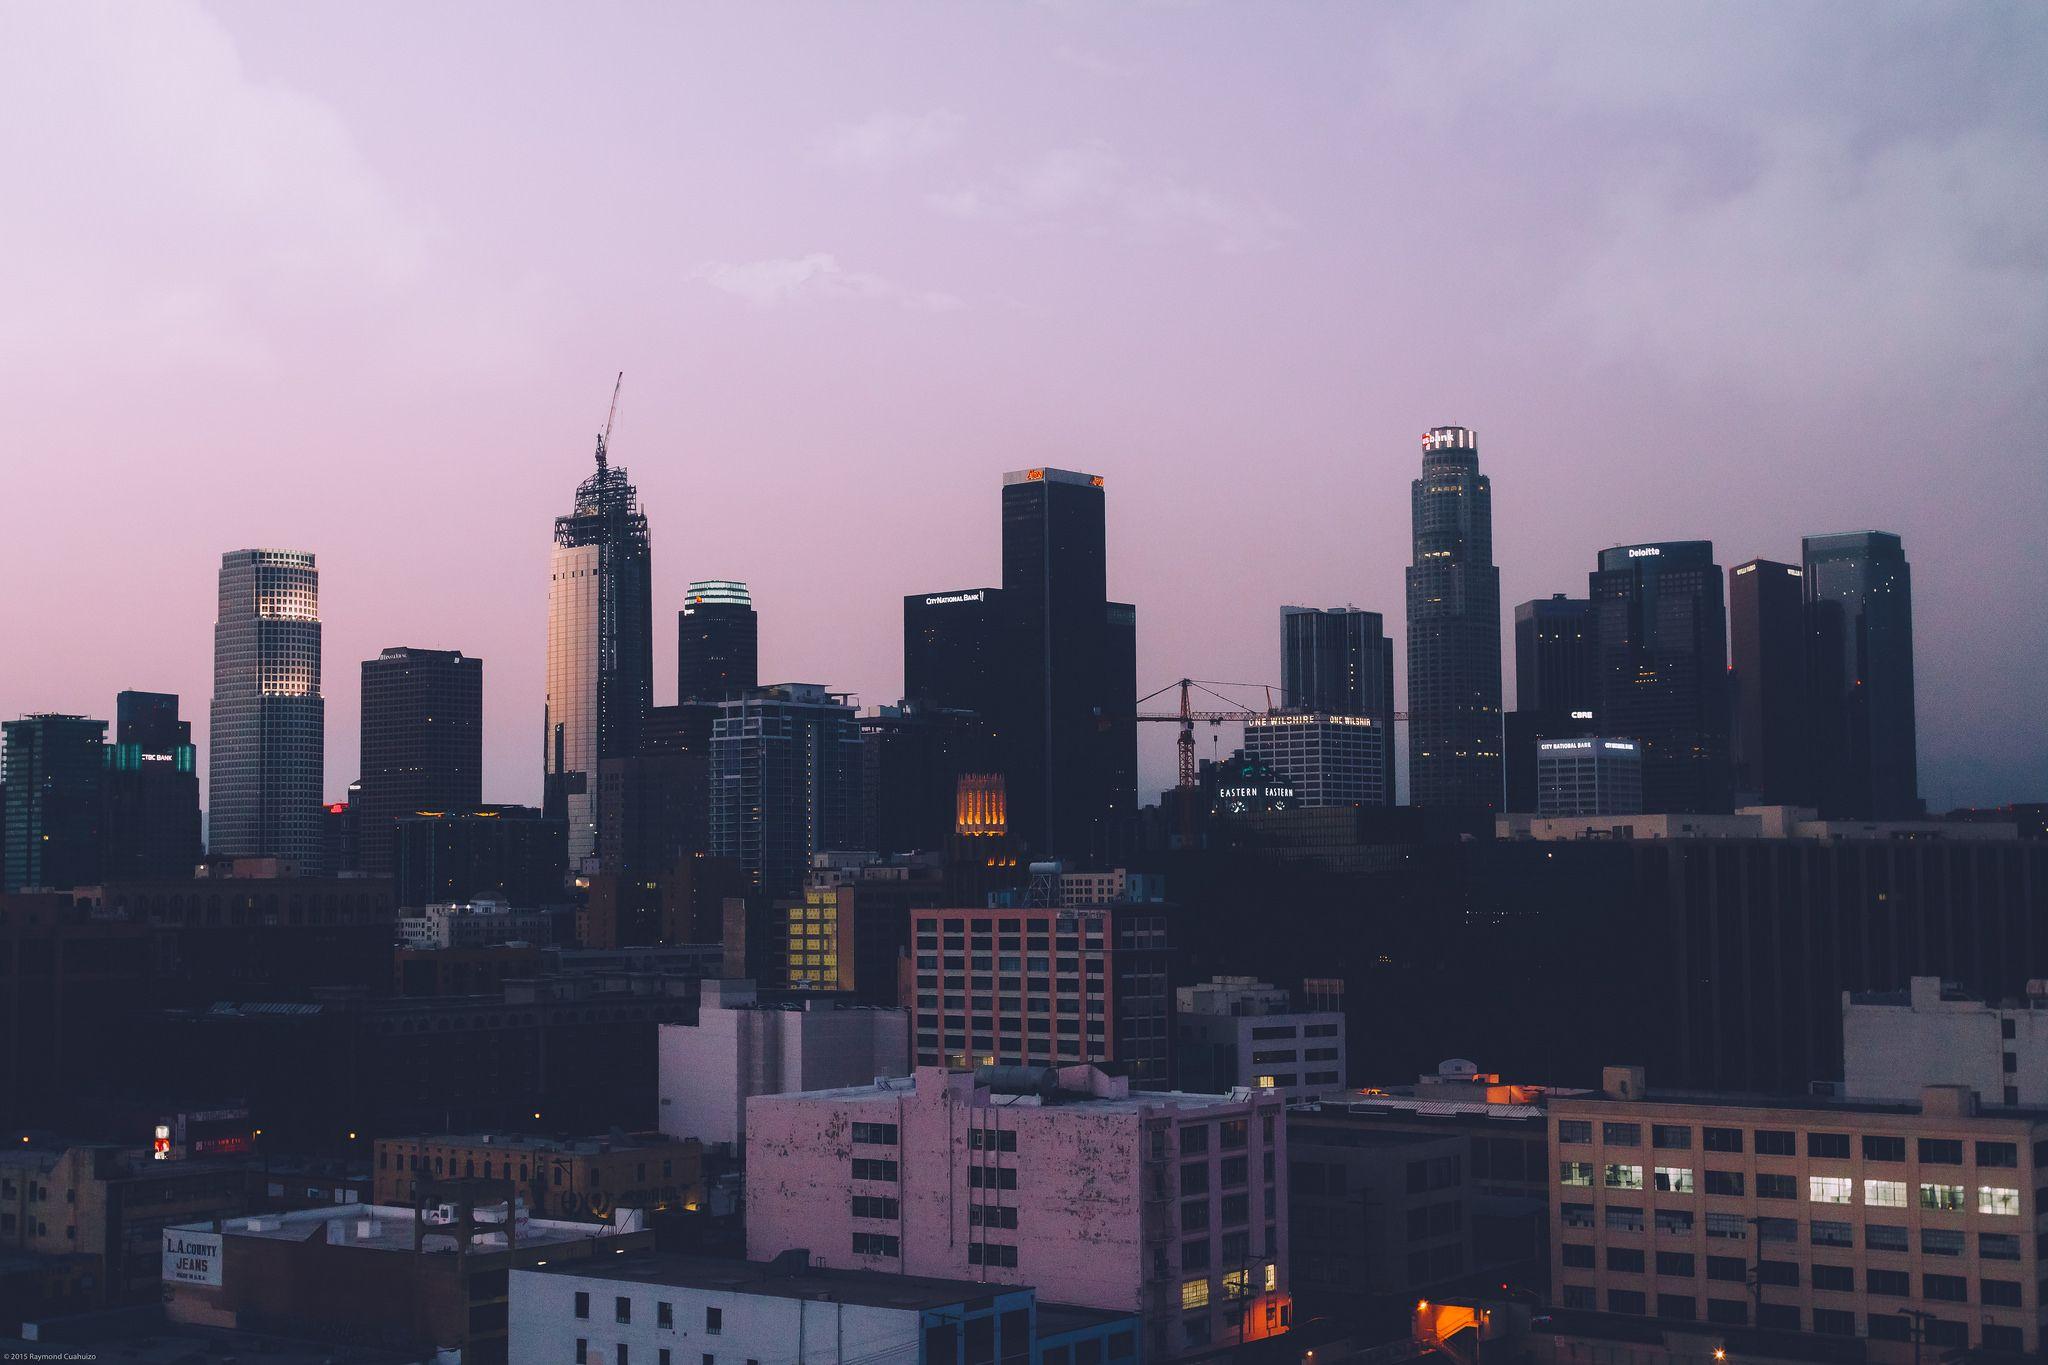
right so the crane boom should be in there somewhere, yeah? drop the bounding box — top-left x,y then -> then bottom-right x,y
596,371 -> 623,469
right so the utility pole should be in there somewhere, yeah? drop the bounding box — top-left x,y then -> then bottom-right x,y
1745,1215 -> 1766,1323
1897,1307 -> 1932,1365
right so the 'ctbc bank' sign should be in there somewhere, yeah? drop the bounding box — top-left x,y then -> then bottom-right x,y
163,1228 -> 224,1286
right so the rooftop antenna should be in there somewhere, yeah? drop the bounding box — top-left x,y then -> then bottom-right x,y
595,371 -> 623,471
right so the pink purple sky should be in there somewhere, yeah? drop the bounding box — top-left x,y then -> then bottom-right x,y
2,3 -> 2044,812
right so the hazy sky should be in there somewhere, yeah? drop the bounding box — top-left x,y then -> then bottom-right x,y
2,2 -> 2044,812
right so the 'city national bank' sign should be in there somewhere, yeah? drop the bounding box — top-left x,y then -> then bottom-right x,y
162,1228 -> 224,1286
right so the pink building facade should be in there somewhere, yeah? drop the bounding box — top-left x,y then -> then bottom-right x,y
745,1064 -> 1292,1360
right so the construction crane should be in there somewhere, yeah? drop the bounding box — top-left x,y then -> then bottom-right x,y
595,371 -> 623,470
1135,679 -> 1276,791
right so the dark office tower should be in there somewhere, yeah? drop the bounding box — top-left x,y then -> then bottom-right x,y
545,421 -> 653,865
1590,541 -> 1732,814
2,714 -> 107,891
902,587 -> 1004,710
357,647 -> 484,877
677,580 -> 758,702
862,701 -> 1002,854
709,684 -> 864,896
1405,426 -> 1503,810
1104,599 -> 1138,840
100,690 -> 201,880
209,549 -> 324,869
1280,605 -> 1398,805
1728,560 -> 1808,805
1804,531 -> 1920,819
1000,467 -> 1130,858
1504,596 -> 1595,811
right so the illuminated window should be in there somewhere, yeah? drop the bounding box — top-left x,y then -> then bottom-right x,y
1560,1162 -> 1593,1187
1604,1164 -> 1644,1190
1221,1268 -> 1250,1299
1264,1262 -> 1277,1292
1808,1177 -> 1853,1204
1255,1076 -> 1276,1089
1864,1179 -> 1906,1208
1918,1184 -> 1966,1212
1654,1167 -> 1693,1194
1978,1186 -> 2020,1216
1180,1277 -> 1210,1310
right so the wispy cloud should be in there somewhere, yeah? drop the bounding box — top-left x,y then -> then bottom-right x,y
816,110 -> 964,171
929,139 -> 1289,253
690,253 -> 963,312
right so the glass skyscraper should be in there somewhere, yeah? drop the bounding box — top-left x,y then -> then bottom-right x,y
1404,426 -> 1502,809
677,579 -> 758,702
1804,530 -> 1919,818
208,548 -> 325,868
1505,594 -> 1596,812
709,683 -> 863,896
357,646 -> 483,877
545,431 -> 653,864
101,690 -> 201,880
2,713 -> 107,891
1279,605 -> 1396,805
1589,540 -> 1731,814
1728,558 -> 1808,806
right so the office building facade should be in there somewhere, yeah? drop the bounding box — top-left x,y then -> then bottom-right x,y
904,898 -> 1171,1086
745,1065 -> 1293,1361
1280,605 -> 1397,804
1805,531 -> 1919,819
1242,712 -> 1388,808
393,805 -> 568,910
356,647 -> 483,877
709,684 -> 863,896
2,714 -> 107,891
545,435 -> 653,864
1550,1066 -> 2045,1357
1535,737 -> 1644,817
1405,427 -> 1503,810
677,579 -> 758,702
99,690 -> 200,881
1506,595 -> 1597,812
1727,559 -> 1808,806
1002,468 -> 1134,858
1174,976 -> 1346,1101
1589,541 -> 1731,814
208,549 -> 324,869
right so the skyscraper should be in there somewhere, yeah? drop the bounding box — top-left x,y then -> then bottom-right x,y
209,549 -> 325,869
1589,541 -> 1731,813
1280,605 -> 1397,805
1728,559 -> 1808,805
1405,426 -> 1503,809
357,647 -> 483,877
1505,595 -> 1596,811
545,426 -> 653,865
101,690 -> 201,880
709,684 -> 863,896
1804,530 -> 1919,819
2,713 -> 107,891
999,467 -> 1133,858
677,580 -> 758,702
902,588 -> 1003,711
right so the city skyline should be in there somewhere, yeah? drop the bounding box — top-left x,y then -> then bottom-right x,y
2,4 -> 2044,813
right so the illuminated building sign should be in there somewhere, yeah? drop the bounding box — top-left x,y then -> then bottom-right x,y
1218,785 -> 1295,800
924,592 -> 985,606
1626,546 -> 1661,559
1602,741 -> 1638,752
1570,710 -> 1594,720
1539,741 -> 1593,752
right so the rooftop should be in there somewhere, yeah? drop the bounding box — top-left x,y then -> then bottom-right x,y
382,1131 -> 688,1155
521,1252 -> 1024,1310
182,1202 -> 642,1254
765,1066 -> 1273,1115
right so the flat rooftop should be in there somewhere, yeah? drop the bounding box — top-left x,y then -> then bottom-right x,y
767,1077 -> 1265,1115
186,1203 -> 638,1253
1555,1088 -> 2048,1122
383,1131 -> 684,1154
523,1253 -> 1021,1310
